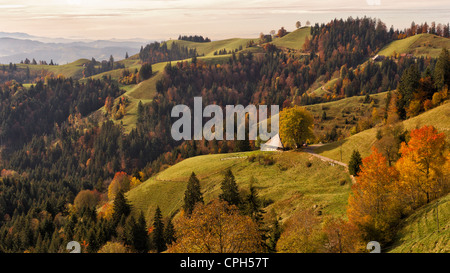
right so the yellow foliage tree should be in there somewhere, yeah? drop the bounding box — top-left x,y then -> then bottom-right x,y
130,176 -> 141,189
279,106 -> 314,149
98,242 -> 130,253
276,209 -> 325,253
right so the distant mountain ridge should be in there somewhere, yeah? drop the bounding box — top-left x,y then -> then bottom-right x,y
0,31 -> 152,64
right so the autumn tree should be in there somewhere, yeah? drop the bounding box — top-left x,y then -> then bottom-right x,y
276,209 -> 326,253
73,190 -> 99,212
279,106 -> 314,149
108,172 -> 132,200
396,126 -> 448,208
98,242 -> 130,253
168,199 -> 261,253
347,148 -> 400,243
295,21 -> 301,29
374,123 -> 405,166
322,217 -> 364,253
277,27 -> 287,38
183,172 -> 203,215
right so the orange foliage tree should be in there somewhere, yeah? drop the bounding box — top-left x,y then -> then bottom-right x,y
347,148 -> 400,243
396,125 -> 448,208
168,199 -> 261,253
108,172 -> 131,200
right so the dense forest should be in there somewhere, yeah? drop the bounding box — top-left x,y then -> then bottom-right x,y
138,41 -> 199,64
82,56 -> 125,78
178,35 -> 211,43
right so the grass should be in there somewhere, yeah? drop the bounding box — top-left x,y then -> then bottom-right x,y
314,101 -> 450,163
105,55 -> 239,133
305,91 -> 388,139
388,193 -> 450,253
127,150 -> 352,222
270,27 -> 311,50
166,38 -> 255,57
377,34 -> 450,58
17,58 -> 90,79
309,78 -> 339,96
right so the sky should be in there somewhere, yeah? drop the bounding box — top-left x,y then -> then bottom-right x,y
0,0 -> 449,40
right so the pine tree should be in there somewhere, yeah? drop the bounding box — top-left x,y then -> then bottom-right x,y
219,169 -> 241,207
139,62 -> 153,81
133,212 -> 149,253
87,228 -> 98,253
434,48 -> 450,90
112,190 -> 131,224
137,101 -> 144,123
124,214 -> 136,247
243,177 -> 264,223
349,150 -> 363,176
397,64 -> 420,119
152,206 -> 166,253
164,217 -> 176,247
183,172 -> 203,215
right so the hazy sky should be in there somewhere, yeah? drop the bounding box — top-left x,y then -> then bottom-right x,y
1,0 -> 449,40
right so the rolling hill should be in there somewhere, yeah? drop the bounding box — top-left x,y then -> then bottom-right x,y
166,38 -> 256,57
127,150 -> 352,222
314,101 -> 450,164
17,58 -> 91,79
377,33 -> 450,58
305,91 -> 389,139
270,27 -> 311,50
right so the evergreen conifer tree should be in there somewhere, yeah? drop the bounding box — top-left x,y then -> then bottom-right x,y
183,172 -> 203,215
349,150 -> 363,176
219,169 -> 241,207
152,206 -> 166,253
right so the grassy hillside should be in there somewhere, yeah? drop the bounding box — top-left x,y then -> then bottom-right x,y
388,193 -> 450,253
127,151 -> 352,222
315,101 -> 450,163
18,58 -> 90,79
377,33 -> 450,58
305,91 -> 388,139
271,27 -> 311,50
103,54 -> 236,133
166,38 -> 255,57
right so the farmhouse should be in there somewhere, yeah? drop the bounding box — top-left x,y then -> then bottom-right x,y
260,133 -> 284,151
372,55 -> 386,62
